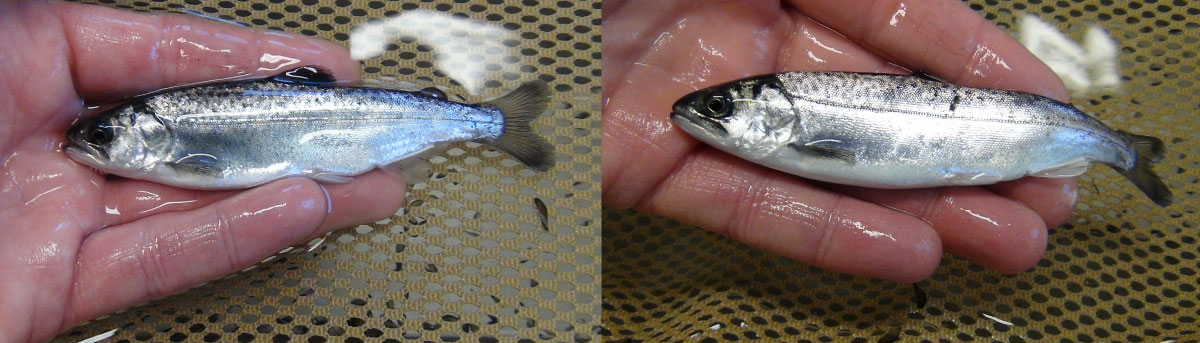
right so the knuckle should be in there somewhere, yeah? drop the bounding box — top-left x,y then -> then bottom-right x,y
134,231 -> 170,299
810,195 -> 844,267
721,175 -> 771,245
209,204 -> 242,271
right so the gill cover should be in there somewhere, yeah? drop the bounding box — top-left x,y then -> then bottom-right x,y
66,101 -> 173,175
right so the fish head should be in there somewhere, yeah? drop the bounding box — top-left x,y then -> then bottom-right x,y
670,76 -> 800,158
65,102 -> 173,178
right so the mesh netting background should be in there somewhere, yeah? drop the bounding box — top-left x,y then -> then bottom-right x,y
54,0 -> 601,342
602,1 -> 1199,342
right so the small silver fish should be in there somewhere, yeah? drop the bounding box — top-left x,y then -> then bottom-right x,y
670,71 -> 1172,206
65,66 -> 554,189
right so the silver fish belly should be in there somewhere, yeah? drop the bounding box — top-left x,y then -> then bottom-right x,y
65,66 -> 553,190
670,71 -> 1172,206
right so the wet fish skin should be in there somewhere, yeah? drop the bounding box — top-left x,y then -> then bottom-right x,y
670,71 -> 1172,206
65,66 -> 553,190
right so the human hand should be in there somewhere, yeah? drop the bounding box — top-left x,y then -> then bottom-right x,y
602,0 -> 1077,282
0,2 -> 406,341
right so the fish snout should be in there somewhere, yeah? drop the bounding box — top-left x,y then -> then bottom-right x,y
672,92 -> 700,117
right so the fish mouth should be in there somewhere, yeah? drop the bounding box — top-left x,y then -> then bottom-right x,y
670,105 -> 728,138
64,144 -> 109,174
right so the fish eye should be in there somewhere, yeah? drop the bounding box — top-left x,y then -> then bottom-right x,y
86,120 -> 116,145
698,92 -> 731,118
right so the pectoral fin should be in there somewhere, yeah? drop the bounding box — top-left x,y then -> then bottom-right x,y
788,141 -> 856,165
167,154 -> 223,178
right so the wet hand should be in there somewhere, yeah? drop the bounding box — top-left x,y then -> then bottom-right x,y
0,2 -> 405,341
602,0 -> 1077,282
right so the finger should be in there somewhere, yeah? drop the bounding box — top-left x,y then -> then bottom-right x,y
599,0 -> 692,101
601,0 -> 630,20
99,181 -> 235,226
68,177 -> 328,324
312,170 -> 406,233
987,177 -> 1078,228
774,9 -> 908,74
602,1 -> 791,207
787,0 -> 1070,102
100,170 -> 405,230
833,185 -> 1047,274
55,2 -> 360,101
637,149 -> 942,283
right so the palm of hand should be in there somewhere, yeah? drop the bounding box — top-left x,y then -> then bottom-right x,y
0,3 -> 405,341
603,0 -> 1078,282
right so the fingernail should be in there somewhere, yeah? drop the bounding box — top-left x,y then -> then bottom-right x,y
1062,183 -> 1078,206
318,183 -> 333,214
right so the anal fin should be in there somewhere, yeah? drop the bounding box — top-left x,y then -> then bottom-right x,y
382,159 -> 433,184
1029,157 -> 1091,178
304,167 -> 355,184
378,144 -> 449,184
310,173 -> 353,184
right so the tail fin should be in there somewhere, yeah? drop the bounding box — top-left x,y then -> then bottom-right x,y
1112,131 -> 1172,207
482,81 -> 555,171
1128,132 -> 1166,162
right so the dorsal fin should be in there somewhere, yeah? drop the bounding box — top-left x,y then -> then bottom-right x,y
911,71 -> 948,83
418,87 -> 448,100
271,65 -> 337,85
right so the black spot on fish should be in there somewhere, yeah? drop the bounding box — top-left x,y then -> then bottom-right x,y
950,94 -> 961,111
766,75 -> 785,90
754,81 -> 771,97
740,75 -> 785,98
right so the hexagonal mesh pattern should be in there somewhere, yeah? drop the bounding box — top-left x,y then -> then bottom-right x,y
602,1 -> 1198,342
54,0 -> 601,342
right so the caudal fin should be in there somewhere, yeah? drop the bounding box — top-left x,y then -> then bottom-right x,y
1113,131 -> 1172,207
482,81 -> 555,171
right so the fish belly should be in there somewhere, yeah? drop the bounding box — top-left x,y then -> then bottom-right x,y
762,101 -> 1120,189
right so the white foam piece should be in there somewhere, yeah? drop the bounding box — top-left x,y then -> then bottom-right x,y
1018,14 -> 1122,95
1019,14 -> 1091,92
348,10 -> 517,96
1083,24 -> 1121,89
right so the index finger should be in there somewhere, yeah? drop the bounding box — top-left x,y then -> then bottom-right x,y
56,2 -> 360,100
788,0 -> 1070,102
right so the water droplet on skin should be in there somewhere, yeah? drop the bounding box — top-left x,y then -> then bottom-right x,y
888,2 -> 908,26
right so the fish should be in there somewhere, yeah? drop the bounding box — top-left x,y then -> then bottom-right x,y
669,71 -> 1172,207
64,65 -> 554,190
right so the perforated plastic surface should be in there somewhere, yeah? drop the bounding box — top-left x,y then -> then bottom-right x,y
54,1 -> 601,342
602,1 -> 1199,342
